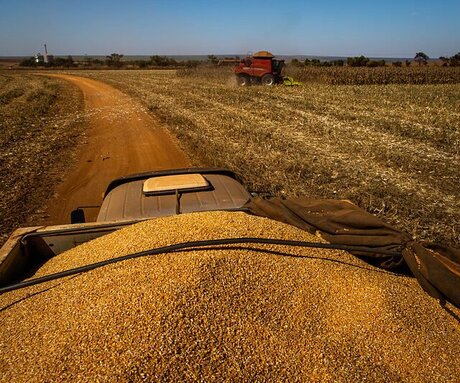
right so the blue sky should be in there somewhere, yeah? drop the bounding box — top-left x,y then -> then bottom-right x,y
0,0 -> 458,57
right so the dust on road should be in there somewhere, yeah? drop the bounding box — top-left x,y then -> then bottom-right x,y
43,74 -> 190,224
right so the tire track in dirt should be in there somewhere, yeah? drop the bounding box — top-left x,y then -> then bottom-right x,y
42,74 -> 190,224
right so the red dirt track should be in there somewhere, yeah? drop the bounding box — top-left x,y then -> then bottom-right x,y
43,74 -> 190,224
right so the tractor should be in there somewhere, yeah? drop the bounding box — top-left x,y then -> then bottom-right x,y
234,51 -> 285,86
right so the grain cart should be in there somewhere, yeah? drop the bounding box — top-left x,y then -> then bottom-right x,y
1,168 -> 459,313
2,171 -> 460,381
234,51 -> 285,86
0,168 -> 251,287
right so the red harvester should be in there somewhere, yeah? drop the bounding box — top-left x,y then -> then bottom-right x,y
234,51 -> 285,86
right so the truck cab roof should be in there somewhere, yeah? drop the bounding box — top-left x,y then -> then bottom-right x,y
97,168 -> 251,222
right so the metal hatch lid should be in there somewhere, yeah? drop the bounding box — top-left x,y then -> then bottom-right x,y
143,174 -> 210,196
103,168 -> 240,198
97,173 -> 251,222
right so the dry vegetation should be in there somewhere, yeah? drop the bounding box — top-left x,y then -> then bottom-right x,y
286,65 -> 460,84
0,73 -> 85,245
179,64 -> 460,85
70,69 -> 460,246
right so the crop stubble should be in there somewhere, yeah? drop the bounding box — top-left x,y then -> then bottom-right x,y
0,73 -> 86,245
69,69 -> 460,246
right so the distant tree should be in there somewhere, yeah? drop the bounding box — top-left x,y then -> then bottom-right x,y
331,59 -> 344,67
51,57 -> 65,66
135,60 -> 149,68
19,57 -> 36,67
84,56 -> 94,66
65,55 -> 74,67
290,58 -> 303,67
207,55 -> 219,65
51,55 -> 75,68
311,59 -> 321,67
366,59 -> 386,67
392,61 -> 402,67
450,52 -> 460,67
184,60 -> 201,68
439,56 -> 449,66
414,52 -> 429,66
150,55 -> 177,67
305,58 -> 343,67
304,58 -> 322,66
150,55 -> 159,66
106,53 -> 124,68
347,55 -> 370,67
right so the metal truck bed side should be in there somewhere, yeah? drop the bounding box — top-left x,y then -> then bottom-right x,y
0,221 -> 137,286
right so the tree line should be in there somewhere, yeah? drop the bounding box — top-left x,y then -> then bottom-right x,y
290,52 -> 460,68
20,53 -> 203,68
20,51 -> 460,69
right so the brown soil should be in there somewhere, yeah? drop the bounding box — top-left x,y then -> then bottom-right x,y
42,74 -> 190,224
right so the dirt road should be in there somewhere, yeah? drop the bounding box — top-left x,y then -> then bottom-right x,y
43,74 -> 190,224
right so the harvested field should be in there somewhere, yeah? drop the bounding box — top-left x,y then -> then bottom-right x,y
0,73 -> 85,245
1,211 -> 459,382
68,69 -> 460,246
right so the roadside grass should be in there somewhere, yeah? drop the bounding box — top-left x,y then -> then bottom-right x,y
0,74 -> 85,245
63,70 -> 460,246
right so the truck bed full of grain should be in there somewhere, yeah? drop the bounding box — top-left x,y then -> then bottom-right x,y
1,211 -> 459,382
